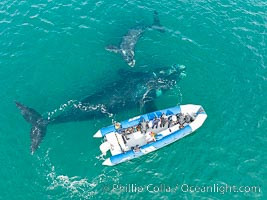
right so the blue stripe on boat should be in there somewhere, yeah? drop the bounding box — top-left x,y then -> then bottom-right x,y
99,106 -> 181,137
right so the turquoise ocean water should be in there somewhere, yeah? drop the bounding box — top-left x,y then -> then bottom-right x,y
0,0 -> 266,199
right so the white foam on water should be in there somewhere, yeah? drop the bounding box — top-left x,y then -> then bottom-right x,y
46,99 -> 114,120
43,149 -> 121,199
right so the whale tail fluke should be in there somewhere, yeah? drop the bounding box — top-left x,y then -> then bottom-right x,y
151,11 -> 165,33
15,101 -> 48,154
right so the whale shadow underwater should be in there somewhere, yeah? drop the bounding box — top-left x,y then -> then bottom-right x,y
16,65 -> 186,154
106,11 -> 165,67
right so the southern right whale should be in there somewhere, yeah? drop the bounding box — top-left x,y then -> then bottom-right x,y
15,64 -> 186,154
106,11 -> 165,67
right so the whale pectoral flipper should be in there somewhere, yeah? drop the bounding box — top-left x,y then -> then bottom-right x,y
105,45 -> 121,54
151,11 -> 165,33
15,101 -> 48,154
153,11 -> 160,26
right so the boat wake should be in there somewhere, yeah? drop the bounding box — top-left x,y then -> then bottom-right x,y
44,149 -> 121,199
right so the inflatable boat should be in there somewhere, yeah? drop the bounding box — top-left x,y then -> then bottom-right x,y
94,104 -> 207,166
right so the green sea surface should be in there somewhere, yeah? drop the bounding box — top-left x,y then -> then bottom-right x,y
0,0 -> 266,199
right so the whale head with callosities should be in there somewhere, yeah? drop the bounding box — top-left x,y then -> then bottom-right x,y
137,64 -> 186,112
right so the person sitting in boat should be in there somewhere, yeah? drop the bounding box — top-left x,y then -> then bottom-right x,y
150,132 -> 157,141
172,115 -> 178,124
167,115 -> 172,128
127,127 -> 133,134
114,122 -> 121,130
178,113 -> 185,126
146,121 -> 150,129
136,124 -> 141,132
145,131 -> 156,142
125,128 -> 131,135
148,120 -> 153,129
140,119 -> 147,134
185,114 -> 191,124
160,113 -> 167,128
133,145 -> 141,152
152,117 -> 160,129
120,129 -> 130,140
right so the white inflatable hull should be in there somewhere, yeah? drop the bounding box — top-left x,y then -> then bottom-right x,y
94,104 -> 207,166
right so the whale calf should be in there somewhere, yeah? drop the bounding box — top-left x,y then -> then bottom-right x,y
106,11 -> 165,67
16,64 -> 185,154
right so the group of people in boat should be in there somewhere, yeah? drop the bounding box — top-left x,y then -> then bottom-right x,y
112,112 -> 196,153
115,112 -> 196,138
139,112 -> 196,133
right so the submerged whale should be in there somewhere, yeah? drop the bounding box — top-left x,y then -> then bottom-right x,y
106,11 -> 165,67
16,64 -> 186,154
